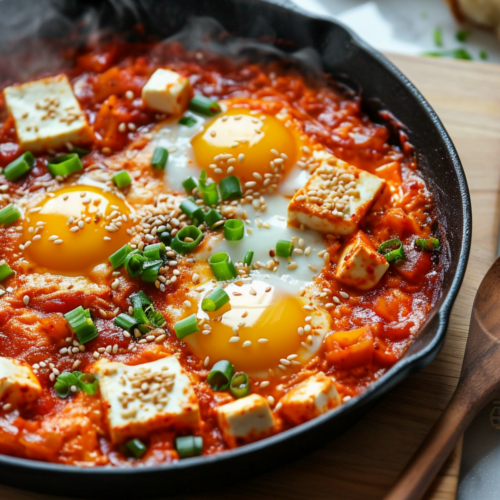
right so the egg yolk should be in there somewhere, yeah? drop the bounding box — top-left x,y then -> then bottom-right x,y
184,280 -> 308,376
191,108 -> 297,185
23,185 -> 134,276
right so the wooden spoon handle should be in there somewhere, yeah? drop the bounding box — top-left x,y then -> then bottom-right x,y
385,344 -> 500,500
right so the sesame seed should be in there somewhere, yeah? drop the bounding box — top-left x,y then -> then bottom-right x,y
54,239 -> 63,245
125,90 -> 134,100
23,295 -> 29,306
333,296 -> 341,304
72,360 -> 81,370
280,358 -> 291,366
340,291 -> 350,299
298,327 -> 304,336
242,341 -> 251,347
305,316 -> 312,322
287,354 -> 297,360
304,325 -> 312,333
229,336 -> 240,343
260,381 -> 270,388
267,396 -> 275,405
258,338 -> 268,343
287,262 -> 298,270
3,403 -> 12,412
204,356 -> 210,367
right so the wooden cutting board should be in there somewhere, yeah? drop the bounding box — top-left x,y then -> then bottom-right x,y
2,52 -> 499,500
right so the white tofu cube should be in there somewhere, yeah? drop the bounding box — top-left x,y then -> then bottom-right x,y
95,356 -> 200,444
288,153 -> 385,236
278,372 -> 340,425
142,69 -> 191,115
4,74 -> 93,153
335,230 -> 389,290
216,394 -> 276,448
0,357 -> 41,408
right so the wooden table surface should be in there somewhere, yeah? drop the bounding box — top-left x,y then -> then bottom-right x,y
2,52 -> 500,500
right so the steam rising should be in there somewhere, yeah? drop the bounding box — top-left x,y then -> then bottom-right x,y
0,0 -> 326,88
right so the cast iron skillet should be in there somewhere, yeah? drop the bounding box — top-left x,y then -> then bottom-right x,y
0,0 -> 471,497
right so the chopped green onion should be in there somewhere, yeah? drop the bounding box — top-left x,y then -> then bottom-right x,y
158,230 -> 172,245
0,204 -> 21,226
76,372 -> 99,395
112,170 -> 132,188
276,239 -> 293,257
151,147 -> 168,169
174,314 -> 199,339
456,29 -> 470,42
54,372 -> 78,398
143,242 -> 166,261
415,238 -> 440,251
188,95 -> 221,116
230,372 -> 250,398
71,146 -> 90,157
209,252 -> 237,281
243,250 -> 254,267
178,115 -> 197,127
147,308 -> 164,328
171,225 -> 204,254
4,152 -> 35,181
205,208 -> 223,229
434,27 -> 443,47
0,263 -> 13,281
423,48 -> 473,60
198,170 -> 219,206
108,244 -> 133,269
219,176 -> 242,201
126,438 -> 147,459
224,219 -> 244,241
131,290 -> 152,308
47,153 -> 83,177
182,176 -> 198,194
124,250 -> 146,278
141,260 -> 162,283
202,288 -> 230,312
377,238 -> 406,263
207,360 -> 234,391
114,313 -> 140,332
180,198 -> 205,224
175,436 -> 203,458
480,50 -> 488,60
64,306 -> 99,344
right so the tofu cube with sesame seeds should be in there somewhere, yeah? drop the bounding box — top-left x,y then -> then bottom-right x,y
216,394 -> 276,448
278,372 -> 340,425
3,74 -> 93,153
142,69 -> 192,116
287,154 -> 385,236
0,357 -> 42,408
335,230 -> 389,291
94,355 -> 200,444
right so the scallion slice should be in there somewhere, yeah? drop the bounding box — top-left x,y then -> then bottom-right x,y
141,260 -> 163,283
131,290 -> 152,308
243,250 -> 254,267
377,238 -> 406,263
47,153 -> 83,177
180,198 -> 205,224
112,170 -> 132,188
230,372 -> 250,398
151,147 -> 168,169
224,219 -> 244,241
0,204 -> 21,226
0,263 -> 13,281
64,306 -> 99,344
188,95 -> 221,116
126,438 -> 147,459
182,176 -> 198,194
276,239 -> 293,257
171,225 -> 204,254
114,313 -> 140,332
143,242 -> 166,261
175,436 -> 203,458
209,252 -> 238,281
108,244 -> 133,269
415,238 -> 440,251
54,372 -> 78,398
174,314 -> 199,339
76,372 -> 99,395
219,176 -> 242,201
198,170 -> 219,206
71,146 -> 90,157
201,288 -> 230,312
207,360 -> 234,391
178,115 -> 197,127
205,208 -> 223,229
4,152 -> 35,181
124,250 -> 146,277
